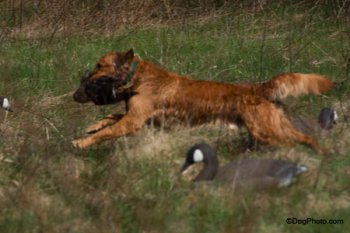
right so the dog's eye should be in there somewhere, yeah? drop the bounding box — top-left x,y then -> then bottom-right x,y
96,63 -> 102,68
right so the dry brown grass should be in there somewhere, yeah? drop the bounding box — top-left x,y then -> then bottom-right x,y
0,83 -> 349,232
1,0 -> 349,40
0,3 -> 349,230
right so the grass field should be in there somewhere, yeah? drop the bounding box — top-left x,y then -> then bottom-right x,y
0,3 -> 350,233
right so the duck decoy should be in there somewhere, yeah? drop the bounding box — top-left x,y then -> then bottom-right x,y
181,143 -> 308,190
0,97 -> 12,111
292,107 -> 337,136
318,107 -> 338,129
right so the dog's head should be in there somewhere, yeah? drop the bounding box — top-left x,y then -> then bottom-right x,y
73,49 -> 136,105
89,49 -> 136,81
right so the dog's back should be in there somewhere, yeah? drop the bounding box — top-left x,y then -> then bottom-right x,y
72,49 -> 333,152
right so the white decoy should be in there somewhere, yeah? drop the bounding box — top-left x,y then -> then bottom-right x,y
181,143 -> 308,190
0,97 -> 12,111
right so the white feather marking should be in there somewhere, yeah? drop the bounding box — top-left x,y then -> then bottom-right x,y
296,165 -> 308,174
333,110 -> 338,121
193,149 -> 204,163
2,98 -> 10,109
278,177 -> 293,187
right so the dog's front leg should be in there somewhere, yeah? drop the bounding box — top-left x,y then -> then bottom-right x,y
85,113 -> 124,134
72,98 -> 155,149
72,114 -> 148,148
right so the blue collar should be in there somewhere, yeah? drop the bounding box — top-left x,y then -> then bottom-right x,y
126,61 -> 139,83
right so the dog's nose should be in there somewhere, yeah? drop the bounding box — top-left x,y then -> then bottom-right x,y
73,89 -> 90,103
73,91 -> 79,100
83,70 -> 92,79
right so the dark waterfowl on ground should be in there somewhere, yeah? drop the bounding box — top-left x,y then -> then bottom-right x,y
181,143 -> 308,190
292,107 -> 337,137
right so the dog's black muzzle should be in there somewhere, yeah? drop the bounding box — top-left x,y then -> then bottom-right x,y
74,69 -> 133,105
85,76 -> 128,105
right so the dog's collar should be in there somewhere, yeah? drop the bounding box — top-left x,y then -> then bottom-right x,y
125,61 -> 139,84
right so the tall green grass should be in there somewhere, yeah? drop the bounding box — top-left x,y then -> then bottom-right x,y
0,5 -> 349,233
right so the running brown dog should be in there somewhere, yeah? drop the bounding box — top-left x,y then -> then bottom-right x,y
72,49 -> 334,152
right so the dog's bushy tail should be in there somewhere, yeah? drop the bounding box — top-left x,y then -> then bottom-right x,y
258,73 -> 334,100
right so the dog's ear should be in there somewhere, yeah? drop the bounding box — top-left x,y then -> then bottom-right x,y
115,49 -> 134,68
124,49 -> 134,60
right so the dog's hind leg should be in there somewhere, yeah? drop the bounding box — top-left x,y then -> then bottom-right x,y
286,128 -> 325,153
85,113 -> 124,134
238,97 -> 325,153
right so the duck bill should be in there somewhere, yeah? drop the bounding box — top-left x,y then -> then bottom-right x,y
180,162 -> 190,173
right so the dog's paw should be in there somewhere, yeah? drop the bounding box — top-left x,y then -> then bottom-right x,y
72,138 -> 91,149
71,139 -> 83,149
